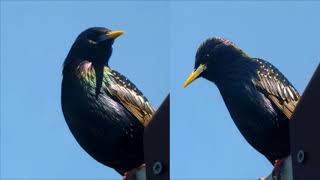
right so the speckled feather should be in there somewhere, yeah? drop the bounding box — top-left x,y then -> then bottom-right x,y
194,37 -> 301,164
254,58 -> 300,119
61,27 -> 156,175
62,61 -> 155,174
78,62 -> 155,126
105,69 -> 155,126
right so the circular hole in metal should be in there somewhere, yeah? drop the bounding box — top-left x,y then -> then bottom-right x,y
297,150 -> 305,164
152,161 -> 163,175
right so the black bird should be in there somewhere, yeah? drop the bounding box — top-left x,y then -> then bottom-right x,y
61,27 -> 155,175
183,37 -> 300,169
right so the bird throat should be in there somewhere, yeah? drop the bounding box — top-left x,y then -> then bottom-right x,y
92,61 -> 105,99
75,60 -> 111,99
91,49 -> 112,99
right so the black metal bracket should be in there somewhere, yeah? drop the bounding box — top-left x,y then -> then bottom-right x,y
290,64 -> 320,180
144,95 -> 170,180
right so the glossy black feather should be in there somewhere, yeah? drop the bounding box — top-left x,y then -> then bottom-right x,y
254,58 -> 300,120
194,37 -> 300,164
61,27 -> 155,175
104,69 -> 155,126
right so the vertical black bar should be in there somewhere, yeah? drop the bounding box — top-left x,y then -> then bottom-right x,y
144,95 -> 170,180
290,64 -> 320,180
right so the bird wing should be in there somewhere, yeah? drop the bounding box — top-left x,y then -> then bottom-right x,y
254,58 -> 300,119
103,68 -> 156,126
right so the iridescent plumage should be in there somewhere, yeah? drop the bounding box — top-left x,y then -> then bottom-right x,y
61,27 -> 155,175
254,58 -> 300,119
184,37 -> 300,164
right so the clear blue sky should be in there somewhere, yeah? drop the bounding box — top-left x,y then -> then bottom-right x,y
1,1 -> 168,179
1,1 -> 320,180
171,1 -> 319,179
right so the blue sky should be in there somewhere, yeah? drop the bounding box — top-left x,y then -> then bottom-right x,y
171,1 -> 319,179
1,1 -> 320,180
1,1 -> 168,179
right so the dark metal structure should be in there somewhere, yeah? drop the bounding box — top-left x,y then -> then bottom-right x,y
291,64 -> 320,180
144,95 -> 170,180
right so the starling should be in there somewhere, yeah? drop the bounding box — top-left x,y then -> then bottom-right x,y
61,27 -> 155,175
183,37 -> 300,166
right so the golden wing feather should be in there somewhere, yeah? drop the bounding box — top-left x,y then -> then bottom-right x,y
104,69 -> 155,126
254,59 -> 300,120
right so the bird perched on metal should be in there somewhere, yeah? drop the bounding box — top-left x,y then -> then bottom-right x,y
61,27 -> 155,176
183,37 -> 300,176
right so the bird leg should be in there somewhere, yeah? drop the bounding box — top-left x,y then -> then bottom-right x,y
272,159 -> 284,180
123,164 -> 146,180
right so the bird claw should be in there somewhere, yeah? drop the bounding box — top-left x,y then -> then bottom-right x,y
123,164 -> 146,180
272,159 -> 284,180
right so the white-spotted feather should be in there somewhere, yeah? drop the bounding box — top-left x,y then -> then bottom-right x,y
254,58 -> 300,119
104,69 -> 156,126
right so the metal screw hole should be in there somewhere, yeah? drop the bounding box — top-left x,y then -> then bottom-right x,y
297,150 -> 305,164
152,161 -> 163,175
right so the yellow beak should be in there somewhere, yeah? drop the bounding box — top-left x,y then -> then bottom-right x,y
183,64 -> 207,88
106,30 -> 125,39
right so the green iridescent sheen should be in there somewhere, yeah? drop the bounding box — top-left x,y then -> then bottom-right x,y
78,66 -> 113,88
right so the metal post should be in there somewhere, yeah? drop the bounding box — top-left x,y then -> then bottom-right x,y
290,64 -> 320,180
144,95 -> 170,180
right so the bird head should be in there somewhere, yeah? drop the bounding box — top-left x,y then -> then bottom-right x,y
183,37 -> 248,88
64,27 -> 124,98
67,27 -> 124,65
